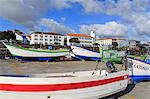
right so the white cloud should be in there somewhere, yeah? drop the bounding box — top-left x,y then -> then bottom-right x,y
48,0 -> 71,9
0,0 -> 72,31
39,18 -> 74,34
130,13 -> 150,36
0,0 -> 150,41
80,21 -> 128,37
77,0 -> 150,40
74,0 -> 103,13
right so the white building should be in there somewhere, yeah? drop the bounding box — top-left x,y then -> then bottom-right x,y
96,38 -> 113,46
67,33 -> 94,47
129,40 -> 140,48
30,32 -> 65,46
96,38 -> 128,47
114,38 -> 129,47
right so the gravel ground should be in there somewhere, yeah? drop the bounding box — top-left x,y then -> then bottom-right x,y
0,59 -> 150,99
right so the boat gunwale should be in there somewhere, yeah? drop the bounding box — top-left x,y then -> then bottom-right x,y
5,43 -> 69,53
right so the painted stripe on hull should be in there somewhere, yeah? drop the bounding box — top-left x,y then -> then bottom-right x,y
129,57 -> 150,64
73,54 -> 101,60
130,75 -> 150,82
0,75 -> 128,92
14,56 -> 57,61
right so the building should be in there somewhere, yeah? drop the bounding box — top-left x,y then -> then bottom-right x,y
112,38 -> 129,47
67,33 -> 94,47
96,38 -> 113,46
96,38 -> 128,47
30,32 -> 65,46
146,42 -> 150,46
129,40 -> 140,48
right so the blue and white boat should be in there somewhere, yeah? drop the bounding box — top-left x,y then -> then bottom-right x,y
127,58 -> 150,83
70,46 -> 101,61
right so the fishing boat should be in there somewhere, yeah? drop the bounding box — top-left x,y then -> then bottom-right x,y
127,58 -> 150,83
70,46 -> 101,60
3,43 -> 69,61
0,69 -> 129,99
102,50 -> 125,64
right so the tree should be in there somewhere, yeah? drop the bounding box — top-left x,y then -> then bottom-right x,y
0,30 -> 16,42
112,42 -> 118,47
93,43 -> 100,47
69,38 -> 80,44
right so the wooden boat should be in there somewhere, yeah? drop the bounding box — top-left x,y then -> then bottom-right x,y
3,43 -> 69,61
102,50 -> 125,64
70,46 -> 101,60
0,70 -> 129,99
127,58 -> 150,83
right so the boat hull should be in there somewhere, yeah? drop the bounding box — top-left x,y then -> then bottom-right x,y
0,71 -> 129,99
3,43 -> 69,61
127,58 -> 150,83
70,46 -> 101,61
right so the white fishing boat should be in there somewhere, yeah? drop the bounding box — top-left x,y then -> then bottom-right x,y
127,58 -> 150,83
70,46 -> 101,60
0,69 -> 129,99
3,43 -> 69,61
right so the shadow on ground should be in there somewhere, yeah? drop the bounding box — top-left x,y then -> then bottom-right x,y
99,84 -> 135,99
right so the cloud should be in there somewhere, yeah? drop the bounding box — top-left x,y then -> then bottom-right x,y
38,18 -> 74,34
77,0 -> 150,40
73,0 -> 103,13
130,13 -> 150,36
80,21 -> 128,37
48,0 -> 71,9
0,0 -> 72,31
0,0 -> 150,41
74,0 -> 150,15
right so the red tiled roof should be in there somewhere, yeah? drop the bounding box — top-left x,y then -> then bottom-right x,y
27,35 -> 31,39
67,33 -> 93,38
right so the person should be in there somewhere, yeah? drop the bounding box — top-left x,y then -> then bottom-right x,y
106,61 -> 117,73
122,53 -> 128,70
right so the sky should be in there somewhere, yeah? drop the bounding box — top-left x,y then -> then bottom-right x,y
0,0 -> 150,42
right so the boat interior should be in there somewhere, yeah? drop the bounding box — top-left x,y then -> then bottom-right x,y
0,70 -> 110,78
28,70 -> 110,78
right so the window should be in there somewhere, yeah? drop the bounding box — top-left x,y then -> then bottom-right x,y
45,35 -> 48,37
54,36 -> 58,38
49,39 -> 52,41
45,42 -> 48,45
45,39 -> 48,41
54,39 -> 59,41
34,34 -> 38,37
40,39 -> 43,41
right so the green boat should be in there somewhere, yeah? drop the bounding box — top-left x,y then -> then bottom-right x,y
100,49 -> 125,64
